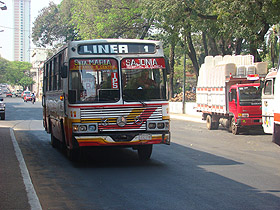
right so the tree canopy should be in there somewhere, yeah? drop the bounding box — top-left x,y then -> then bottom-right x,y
0,58 -> 33,89
32,0 -> 280,97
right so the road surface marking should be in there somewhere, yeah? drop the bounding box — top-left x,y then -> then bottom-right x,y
10,128 -> 42,210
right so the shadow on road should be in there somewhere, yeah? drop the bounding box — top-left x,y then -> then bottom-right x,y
13,128 -> 280,210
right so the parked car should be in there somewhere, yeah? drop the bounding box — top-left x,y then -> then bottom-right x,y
24,93 -> 32,102
0,97 -> 5,120
6,92 -> 12,97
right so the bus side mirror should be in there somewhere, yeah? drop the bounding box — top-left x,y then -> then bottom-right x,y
164,56 -> 171,75
61,64 -> 67,78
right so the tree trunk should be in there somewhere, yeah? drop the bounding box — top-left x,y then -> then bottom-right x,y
186,31 -> 200,77
168,43 -> 175,99
235,38 -> 242,55
202,32 -> 208,56
250,43 -> 261,62
208,35 -> 219,56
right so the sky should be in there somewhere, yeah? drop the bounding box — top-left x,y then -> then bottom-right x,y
0,0 -> 62,61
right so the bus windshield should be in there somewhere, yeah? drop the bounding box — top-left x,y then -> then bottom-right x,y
239,86 -> 261,106
122,58 -> 167,101
122,69 -> 166,101
69,58 -> 120,103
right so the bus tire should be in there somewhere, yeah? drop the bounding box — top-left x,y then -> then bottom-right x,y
67,148 -> 80,161
51,133 -> 59,148
138,145 -> 153,161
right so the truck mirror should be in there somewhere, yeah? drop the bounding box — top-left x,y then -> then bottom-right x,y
61,64 -> 68,78
229,92 -> 232,101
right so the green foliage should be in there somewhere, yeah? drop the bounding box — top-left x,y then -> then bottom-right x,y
0,60 -> 32,88
18,77 -> 35,90
32,1 -> 79,47
0,57 -> 9,83
71,0 -> 145,39
31,0 -> 280,97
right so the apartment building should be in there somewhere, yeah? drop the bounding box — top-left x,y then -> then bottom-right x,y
13,0 -> 31,62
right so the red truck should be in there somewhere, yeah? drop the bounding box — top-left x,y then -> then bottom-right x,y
196,55 -> 267,134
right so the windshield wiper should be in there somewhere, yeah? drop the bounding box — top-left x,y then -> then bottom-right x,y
123,92 -> 146,107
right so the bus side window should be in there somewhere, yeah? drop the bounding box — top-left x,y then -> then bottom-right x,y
57,54 -> 62,90
53,57 -> 58,91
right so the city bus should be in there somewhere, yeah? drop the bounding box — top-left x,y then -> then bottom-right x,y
42,39 -> 170,161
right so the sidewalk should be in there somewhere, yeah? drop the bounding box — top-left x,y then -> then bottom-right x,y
0,127 -> 30,210
170,113 -> 204,123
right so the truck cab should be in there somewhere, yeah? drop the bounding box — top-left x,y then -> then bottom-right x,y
229,83 -> 262,134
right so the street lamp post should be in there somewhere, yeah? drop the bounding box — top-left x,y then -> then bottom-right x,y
0,1 -> 7,10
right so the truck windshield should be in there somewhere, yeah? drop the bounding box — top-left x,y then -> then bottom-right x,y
238,86 -> 261,106
122,68 -> 167,101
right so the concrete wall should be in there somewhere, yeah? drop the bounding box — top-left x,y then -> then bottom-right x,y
169,102 -> 201,116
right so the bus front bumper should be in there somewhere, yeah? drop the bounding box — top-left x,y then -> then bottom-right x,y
73,133 -> 170,147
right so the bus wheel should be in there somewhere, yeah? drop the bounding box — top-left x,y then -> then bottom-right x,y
51,133 -> 59,148
67,148 -> 80,161
231,118 -> 239,135
138,145 -> 153,161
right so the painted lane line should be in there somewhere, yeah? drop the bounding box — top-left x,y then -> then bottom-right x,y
10,128 -> 42,210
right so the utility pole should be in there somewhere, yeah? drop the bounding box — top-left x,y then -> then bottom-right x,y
182,35 -> 186,114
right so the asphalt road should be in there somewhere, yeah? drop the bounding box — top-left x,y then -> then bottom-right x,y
1,97 -> 280,210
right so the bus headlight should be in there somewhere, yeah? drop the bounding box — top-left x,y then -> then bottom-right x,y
157,122 -> 164,129
72,123 -> 98,133
148,123 -> 156,129
88,125 -> 97,132
147,120 -> 169,131
80,125 -> 87,131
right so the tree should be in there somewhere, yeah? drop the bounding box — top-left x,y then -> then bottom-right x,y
18,77 -> 35,90
213,0 -> 280,61
32,1 -> 79,47
5,61 -> 32,86
0,57 -> 9,83
71,0 -> 145,39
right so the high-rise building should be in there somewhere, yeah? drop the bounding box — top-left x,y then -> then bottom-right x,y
13,0 -> 31,62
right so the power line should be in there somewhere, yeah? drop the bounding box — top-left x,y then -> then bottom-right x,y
0,25 -> 30,32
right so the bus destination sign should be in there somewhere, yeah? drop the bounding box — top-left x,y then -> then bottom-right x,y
78,43 -> 156,55
121,58 -> 166,70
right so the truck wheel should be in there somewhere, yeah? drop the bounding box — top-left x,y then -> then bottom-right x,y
206,115 -> 219,130
231,118 -> 239,135
138,145 -> 153,161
